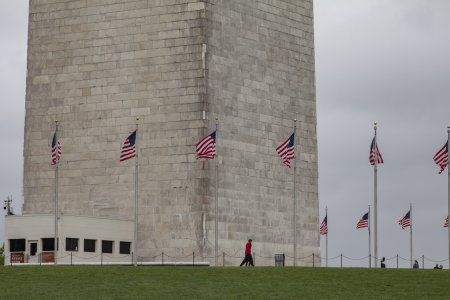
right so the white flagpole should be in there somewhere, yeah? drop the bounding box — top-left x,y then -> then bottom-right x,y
368,205 -> 371,268
215,117 -> 219,267
447,126 -> 450,269
54,120 -> 59,265
133,118 -> 139,267
293,118 -> 297,266
325,206 -> 328,268
410,203 -> 413,268
373,122 -> 378,268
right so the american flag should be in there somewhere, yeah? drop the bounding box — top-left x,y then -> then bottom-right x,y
320,215 -> 328,235
120,130 -> 137,162
433,142 -> 448,174
398,211 -> 411,229
369,138 -> 383,165
276,133 -> 295,168
51,132 -> 62,165
196,131 -> 216,159
444,216 -> 448,228
356,212 -> 369,229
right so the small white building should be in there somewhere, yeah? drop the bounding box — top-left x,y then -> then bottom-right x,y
5,215 -> 133,265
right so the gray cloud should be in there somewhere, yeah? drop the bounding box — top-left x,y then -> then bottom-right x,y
315,0 -> 450,267
0,1 -> 28,242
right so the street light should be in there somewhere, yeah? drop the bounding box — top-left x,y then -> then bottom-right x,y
4,195 -> 14,215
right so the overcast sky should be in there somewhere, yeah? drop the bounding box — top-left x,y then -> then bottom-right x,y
0,1 -> 28,245
1,1 -> 450,268
315,0 -> 450,268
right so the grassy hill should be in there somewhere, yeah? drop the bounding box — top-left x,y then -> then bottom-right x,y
0,266 -> 448,299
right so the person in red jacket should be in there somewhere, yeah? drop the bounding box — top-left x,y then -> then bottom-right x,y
239,239 -> 254,267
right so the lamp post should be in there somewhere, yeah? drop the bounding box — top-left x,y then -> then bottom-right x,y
4,195 -> 13,215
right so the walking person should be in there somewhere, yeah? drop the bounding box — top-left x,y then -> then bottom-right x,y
239,239 -> 254,267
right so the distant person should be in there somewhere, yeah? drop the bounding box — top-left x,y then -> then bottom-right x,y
434,264 -> 440,269
413,260 -> 419,269
439,265 -> 444,269
380,257 -> 386,268
239,239 -> 254,267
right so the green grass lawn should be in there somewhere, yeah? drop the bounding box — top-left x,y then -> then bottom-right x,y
0,266 -> 449,299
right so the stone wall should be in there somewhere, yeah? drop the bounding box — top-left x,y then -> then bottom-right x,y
205,0 -> 318,264
23,0 -> 318,265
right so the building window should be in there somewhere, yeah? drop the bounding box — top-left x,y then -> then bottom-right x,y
30,242 -> 38,256
42,238 -> 58,251
66,238 -> 78,251
102,240 -> 113,254
9,239 -> 25,252
119,242 -> 131,254
84,239 -> 96,253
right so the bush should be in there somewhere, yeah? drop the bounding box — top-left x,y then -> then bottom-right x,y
0,244 -> 4,265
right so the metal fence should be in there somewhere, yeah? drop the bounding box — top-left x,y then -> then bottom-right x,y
5,251 -> 449,268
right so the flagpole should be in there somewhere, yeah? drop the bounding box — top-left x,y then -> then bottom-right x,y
325,206 -> 328,268
368,205 -> 371,268
293,118 -> 297,267
54,120 -> 59,265
447,126 -> 450,270
373,122 -> 378,268
133,118 -> 139,267
214,117 -> 219,267
410,203 -> 413,268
